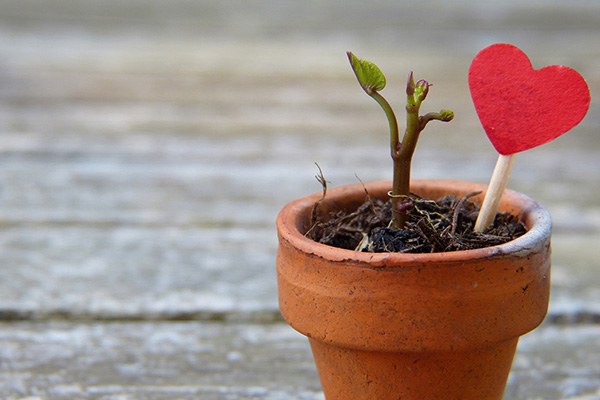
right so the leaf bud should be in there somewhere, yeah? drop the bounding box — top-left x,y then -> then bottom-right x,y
406,71 -> 415,95
415,79 -> 430,101
440,109 -> 455,121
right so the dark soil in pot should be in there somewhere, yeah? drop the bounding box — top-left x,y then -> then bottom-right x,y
307,190 -> 527,253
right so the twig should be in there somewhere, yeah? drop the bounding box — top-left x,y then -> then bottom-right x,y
451,191 -> 481,235
306,163 -> 328,238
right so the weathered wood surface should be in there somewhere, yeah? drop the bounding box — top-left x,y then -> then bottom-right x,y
0,0 -> 599,398
1,321 -> 599,400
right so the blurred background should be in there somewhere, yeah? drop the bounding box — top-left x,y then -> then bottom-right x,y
0,1 -> 599,399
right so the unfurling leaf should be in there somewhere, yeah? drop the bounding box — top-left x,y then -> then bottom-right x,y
347,51 -> 386,93
440,109 -> 455,121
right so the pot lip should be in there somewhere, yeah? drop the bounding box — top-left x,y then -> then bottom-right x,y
277,179 -> 552,268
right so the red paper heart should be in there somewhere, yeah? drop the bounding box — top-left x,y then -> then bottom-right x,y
469,43 -> 590,155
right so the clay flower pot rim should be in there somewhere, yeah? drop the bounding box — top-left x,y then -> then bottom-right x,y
278,179 -> 552,268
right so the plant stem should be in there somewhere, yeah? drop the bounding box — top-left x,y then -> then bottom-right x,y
391,78 -> 421,229
391,74 -> 454,229
368,91 -> 399,159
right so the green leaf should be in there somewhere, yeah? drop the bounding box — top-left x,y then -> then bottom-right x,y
347,51 -> 386,93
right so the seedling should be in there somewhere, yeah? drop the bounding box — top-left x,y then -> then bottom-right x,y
347,52 -> 454,229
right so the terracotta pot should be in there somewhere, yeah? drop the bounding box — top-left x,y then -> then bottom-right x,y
276,180 -> 551,400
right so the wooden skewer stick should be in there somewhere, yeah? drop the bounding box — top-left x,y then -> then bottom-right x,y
474,153 -> 516,232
